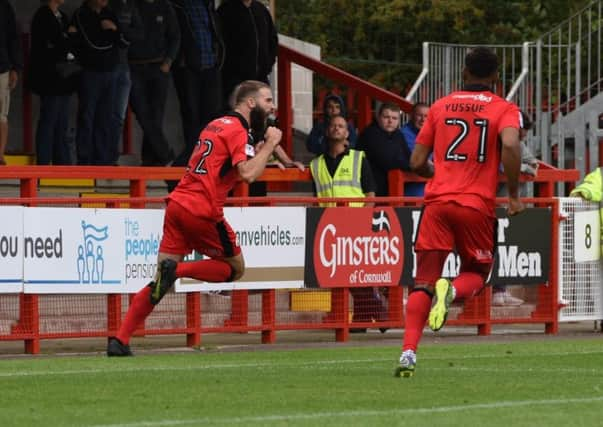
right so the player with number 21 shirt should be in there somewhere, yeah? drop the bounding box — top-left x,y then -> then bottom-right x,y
395,47 -> 525,377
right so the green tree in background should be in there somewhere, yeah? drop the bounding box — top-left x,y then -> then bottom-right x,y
276,0 -> 593,93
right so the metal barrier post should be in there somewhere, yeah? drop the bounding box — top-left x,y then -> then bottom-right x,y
388,286 -> 404,324
22,295 -> 39,354
261,289 -> 276,344
107,294 -> 122,338
186,292 -> 201,346
226,291 -> 249,328
333,288 -> 349,342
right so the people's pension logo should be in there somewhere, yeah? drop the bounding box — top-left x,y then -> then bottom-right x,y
313,208 -> 404,286
78,221 -> 109,284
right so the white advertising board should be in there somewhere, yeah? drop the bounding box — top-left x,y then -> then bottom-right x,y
23,208 -> 125,293
177,207 -> 306,292
573,210 -> 601,262
122,209 -> 166,291
23,208 -> 166,293
0,206 -> 24,293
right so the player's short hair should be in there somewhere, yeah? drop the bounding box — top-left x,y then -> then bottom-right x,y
231,80 -> 271,107
378,102 -> 401,116
465,47 -> 499,78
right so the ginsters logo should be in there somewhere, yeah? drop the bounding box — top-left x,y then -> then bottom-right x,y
313,208 -> 404,287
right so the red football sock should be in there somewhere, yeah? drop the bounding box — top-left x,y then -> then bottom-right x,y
175,259 -> 233,282
116,285 -> 154,345
452,272 -> 485,300
402,290 -> 432,352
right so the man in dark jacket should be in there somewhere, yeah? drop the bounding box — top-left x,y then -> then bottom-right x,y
217,0 -> 277,107
306,94 -> 357,155
0,0 -> 22,165
109,0 -> 144,167
70,0 -> 129,165
30,0 -> 78,165
357,102 -> 411,196
168,0 -> 223,182
128,0 -> 180,166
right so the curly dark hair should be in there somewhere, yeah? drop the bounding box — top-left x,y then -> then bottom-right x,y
465,47 -> 499,78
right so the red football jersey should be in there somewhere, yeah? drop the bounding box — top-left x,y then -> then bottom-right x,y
416,88 -> 521,216
169,113 -> 252,220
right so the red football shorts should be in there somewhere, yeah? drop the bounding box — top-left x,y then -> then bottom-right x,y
414,202 -> 496,284
159,201 -> 241,258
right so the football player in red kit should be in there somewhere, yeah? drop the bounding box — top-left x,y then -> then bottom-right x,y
108,80 -> 283,356
395,47 -> 525,377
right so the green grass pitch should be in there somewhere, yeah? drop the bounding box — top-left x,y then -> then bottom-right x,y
2,338 -> 603,427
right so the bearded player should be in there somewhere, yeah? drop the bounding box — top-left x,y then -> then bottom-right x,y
108,80 -> 283,356
395,47 -> 525,377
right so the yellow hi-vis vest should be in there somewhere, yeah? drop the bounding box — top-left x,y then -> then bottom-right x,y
310,149 -> 366,207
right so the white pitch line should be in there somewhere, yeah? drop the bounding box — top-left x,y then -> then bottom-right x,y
2,349 -> 603,378
90,396 -> 603,427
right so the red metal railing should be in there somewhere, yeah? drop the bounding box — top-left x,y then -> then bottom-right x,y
0,165 -> 580,353
277,45 -> 413,156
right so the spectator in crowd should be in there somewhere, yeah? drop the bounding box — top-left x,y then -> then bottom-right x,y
310,114 -> 387,331
493,111 -> 539,306
168,0 -> 224,189
306,94 -> 357,155
217,0 -> 277,110
0,0 -> 22,165
395,47 -> 524,378
108,0 -> 144,164
70,0 -> 129,165
107,81 -> 282,356
128,0 -> 180,166
400,102 -> 429,196
29,0 -> 77,165
356,102 -> 411,197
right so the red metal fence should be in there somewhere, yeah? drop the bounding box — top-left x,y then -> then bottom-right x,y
0,165 -> 580,354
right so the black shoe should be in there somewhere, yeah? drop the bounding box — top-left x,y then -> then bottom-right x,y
150,259 -> 178,304
349,328 -> 368,333
107,338 -> 133,357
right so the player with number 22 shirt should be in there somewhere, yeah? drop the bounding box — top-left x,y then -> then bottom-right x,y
107,80 -> 282,356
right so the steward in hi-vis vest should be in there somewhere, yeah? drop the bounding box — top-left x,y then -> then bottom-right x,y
309,115 -> 376,207
309,114 -> 385,333
570,167 -> 603,254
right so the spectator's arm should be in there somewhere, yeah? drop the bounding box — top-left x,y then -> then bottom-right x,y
397,137 -> 411,171
305,123 -> 326,155
7,4 -> 22,71
500,127 -> 521,199
360,156 -> 377,195
570,169 -> 603,202
273,145 -> 305,171
410,143 -> 434,178
164,3 -> 181,64
74,9 -> 115,51
265,7 -> 278,69
347,123 -> 358,148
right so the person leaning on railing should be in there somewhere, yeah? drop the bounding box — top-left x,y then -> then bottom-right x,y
570,166 -> 603,254
309,114 -> 388,333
